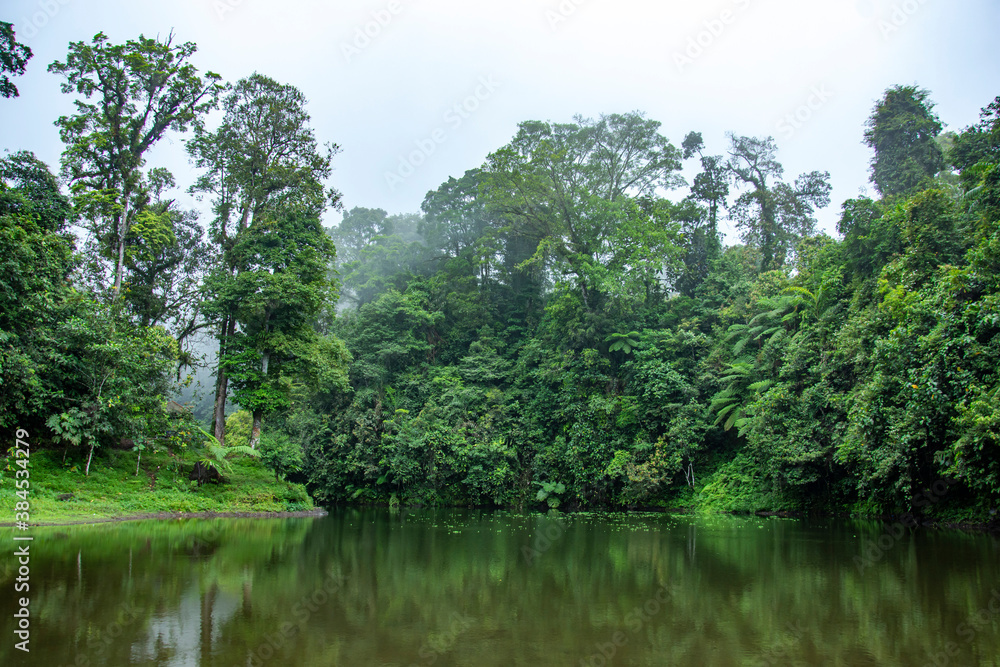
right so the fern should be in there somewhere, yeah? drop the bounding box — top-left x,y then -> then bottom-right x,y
195,427 -> 260,474
733,336 -> 749,356
723,409 -> 743,431
724,324 -> 749,341
606,331 -> 641,355
714,402 -> 739,420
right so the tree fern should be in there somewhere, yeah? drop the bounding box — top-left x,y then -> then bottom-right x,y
195,426 -> 260,474
747,380 -> 775,392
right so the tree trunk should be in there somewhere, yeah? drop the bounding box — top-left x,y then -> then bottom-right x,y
684,462 -> 695,489
212,379 -> 227,443
242,579 -> 253,617
112,197 -> 131,298
249,410 -> 263,450
210,200 -> 249,443
212,369 -> 229,446
247,325 -> 270,450
211,315 -> 236,446
85,442 -> 95,477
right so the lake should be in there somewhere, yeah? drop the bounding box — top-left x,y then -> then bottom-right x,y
3,510 -> 999,666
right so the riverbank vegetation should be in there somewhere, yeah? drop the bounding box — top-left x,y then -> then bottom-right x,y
1,445 -> 313,524
1,25 -> 998,522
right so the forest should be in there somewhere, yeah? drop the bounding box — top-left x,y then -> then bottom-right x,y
3,26 -> 999,519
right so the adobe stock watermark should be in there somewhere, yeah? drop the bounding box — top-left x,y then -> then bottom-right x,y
212,0 -> 245,20
341,0 -> 404,63
384,75 -> 502,192
14,0 -> 72,40
56,599 -> 145,667
673,0 -> 753,75
921,587 -> 1000,667
578,583 -> 674,667
545,0 -> 591,32
521,513 -> 568,566
406,612 -> 474,666
238,570 -> 350,667
52,525 -> 224,666
776,84 -> 834,140
873,0 -> 931,40
854,479 -> 951,573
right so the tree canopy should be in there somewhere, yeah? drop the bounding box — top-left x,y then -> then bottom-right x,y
863,85 -> 946,197
0,21 -> 32,99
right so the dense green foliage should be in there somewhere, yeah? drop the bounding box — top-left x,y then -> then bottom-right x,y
1,32 -> 347,493
1,24 -> 997,520
298,99 -> 1000,520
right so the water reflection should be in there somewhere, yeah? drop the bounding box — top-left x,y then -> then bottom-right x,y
2,512 -> 999,666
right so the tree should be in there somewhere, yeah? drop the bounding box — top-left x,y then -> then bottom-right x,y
951,96 -> 1000,237
330,207 -> 394,266
863,85 -> 945,198
1,152 -> 177,474
0,21 -> 32,99
330,207 -> 431,308
46,300 -> 177,476
671,198 -> 713,297
189,73 -> 342,445
336,230 -> 429,309
0,152 -> 75,431
682,131 -> 728,253
49,31 -> 220,298
482,112 -> 685,340
421,169 -> 497,265
421,169 -> 545,328
218,204 -> 349,448
836,197 -> 900,284
726,133 -> 831,271
952,96 -> 1000,176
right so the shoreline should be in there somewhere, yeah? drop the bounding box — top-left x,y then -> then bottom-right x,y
2,508 -> 329,528
5,506 -> 996,534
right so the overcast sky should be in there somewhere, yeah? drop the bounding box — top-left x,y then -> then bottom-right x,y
2,0 -> 999,241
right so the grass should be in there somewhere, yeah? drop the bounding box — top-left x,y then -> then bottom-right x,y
1,443 -> 315,525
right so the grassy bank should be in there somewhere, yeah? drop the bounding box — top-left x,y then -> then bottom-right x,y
1,444 -> 314,525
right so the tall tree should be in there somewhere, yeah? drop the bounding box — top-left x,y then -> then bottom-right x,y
0,21 -> 32,99
423,168 -> 544,321
863,85 -> 945,198
217,203 -> 349,448
420,169 -> 496,263
726,133 -> 831,271
682,131 -> 728,253
330,207 -> 394,266
188,73 -> 341,445
482,112 -> 685,336
49,31 -> 221,297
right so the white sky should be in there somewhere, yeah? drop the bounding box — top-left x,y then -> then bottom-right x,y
2,0 -> 999,242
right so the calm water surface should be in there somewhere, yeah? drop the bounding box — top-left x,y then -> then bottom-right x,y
2,510 -> 1000,666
